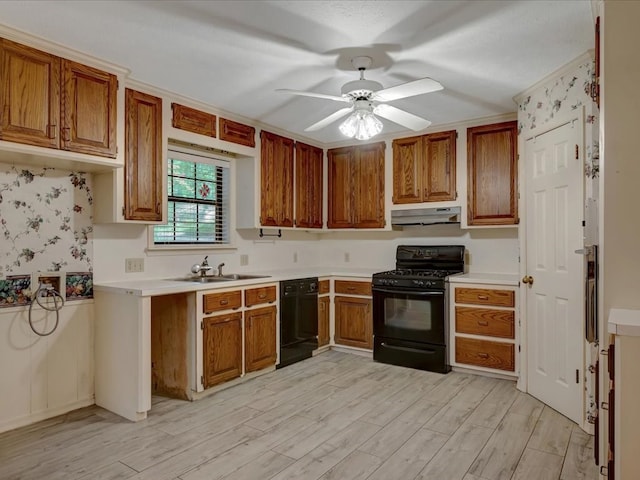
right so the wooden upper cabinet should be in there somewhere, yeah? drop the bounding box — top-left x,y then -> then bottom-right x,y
328,142 -> 385,229
61,59 -> 117,157
467,121 -> 518,226
220,117 -> 255,147
260,130 -> 294,227
295,141 -> 323,229
0,38 -> 60,149
124,88 -> 163,221
171,103 -> 216,138
327,146 -> 354,229
392,130 -> 456,204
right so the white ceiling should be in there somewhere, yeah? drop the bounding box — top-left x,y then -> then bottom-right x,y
0,0 -> 594,145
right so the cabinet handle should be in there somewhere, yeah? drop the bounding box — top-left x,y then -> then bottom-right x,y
600,401 -> 609,411
347,287 -> 356,291
219,299 -> 229,306
477,295 -> 489,300
477,353 -> 489,359
477,320 -> 489,326
258,293 -> 267,299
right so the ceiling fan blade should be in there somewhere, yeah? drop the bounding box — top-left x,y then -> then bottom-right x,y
304,106 -> 354,132
276,88 -> 351,104
374,104 -> 431,131
372,77 -> 443,102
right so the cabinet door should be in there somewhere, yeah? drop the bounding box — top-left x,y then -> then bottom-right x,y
260,131 -> 294,227
124,88 -> 163,221
354,141 -> 385,228
424,130 -> 456,202
334,296 -> 372,350
295,141 -> 323,228
327,146 -> 355,228
0,39 -> 60,149
467,121 -> 518,225
318,296 -> 330,347
61,59 -> 117,157
392,136 -> 422,204
203,312 -> 242,388
245,305 -> 277,373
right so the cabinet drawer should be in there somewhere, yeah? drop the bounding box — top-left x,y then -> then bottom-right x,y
335,280 -> 371,296
455,306 -> 515,339
245,285 -> 276,307
203,290 -> 242,313
455,287 -> 514,307
318,279 -> 330,295
455,337 -> 515,372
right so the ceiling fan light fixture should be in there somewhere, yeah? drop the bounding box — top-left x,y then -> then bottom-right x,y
339,108 -> 383,141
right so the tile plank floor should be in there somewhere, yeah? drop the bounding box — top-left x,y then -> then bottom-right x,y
0,351 -> 599,480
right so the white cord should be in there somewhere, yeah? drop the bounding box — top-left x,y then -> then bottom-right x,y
28,282 -> 64,337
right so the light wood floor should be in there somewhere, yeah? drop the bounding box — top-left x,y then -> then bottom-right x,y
0,350 -> 598,480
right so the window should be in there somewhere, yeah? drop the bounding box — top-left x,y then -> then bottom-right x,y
154,145 -> 230,245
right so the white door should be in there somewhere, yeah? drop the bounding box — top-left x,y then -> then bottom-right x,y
525,119 -> 583,424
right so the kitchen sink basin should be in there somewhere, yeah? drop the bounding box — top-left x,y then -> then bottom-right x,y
220,274 -> 271,280
170,274 -> 270,283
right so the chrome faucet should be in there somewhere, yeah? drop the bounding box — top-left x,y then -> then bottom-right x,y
217,262 -> 225,277
191,256 -> 213,277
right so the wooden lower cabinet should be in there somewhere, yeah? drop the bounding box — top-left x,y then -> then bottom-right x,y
455,337 -> 514,372
318,295 -> 330,347
202,312 -> 242,388
245,305 -> 277,373
334,295 -> 372,350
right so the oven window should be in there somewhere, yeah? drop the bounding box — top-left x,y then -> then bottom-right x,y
384,297 -> 434,331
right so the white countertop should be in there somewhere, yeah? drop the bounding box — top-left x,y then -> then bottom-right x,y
448,272 -> 520,286
93,267 -> 380,297
608,308 -> 640,336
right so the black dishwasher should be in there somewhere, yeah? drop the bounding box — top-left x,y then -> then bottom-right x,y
278,277 -> 318,368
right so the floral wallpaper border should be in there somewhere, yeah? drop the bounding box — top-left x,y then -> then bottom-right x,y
0,271 -> 93,308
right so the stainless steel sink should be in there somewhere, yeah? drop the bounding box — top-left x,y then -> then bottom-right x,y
220,274 -> 271,280
170,274 -> 270,283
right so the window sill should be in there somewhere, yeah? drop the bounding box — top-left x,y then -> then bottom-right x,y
145,244 -> 237,256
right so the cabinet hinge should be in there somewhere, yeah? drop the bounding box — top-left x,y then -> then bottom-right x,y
200,375 -> 204,386
575,145 -> 579,160
455,191 -> 458,200
518,345 -> 521,352
200,321 -> 204,331
455,131 -> 459,139
117,79 -> 120,90
121,206 -> 125,217
576,369 -> 580,384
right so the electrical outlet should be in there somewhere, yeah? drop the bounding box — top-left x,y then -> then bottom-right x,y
240,254 -> 249,266
293,252 -> 298,263
344,252 -> 350,263
125,258 -> 144,273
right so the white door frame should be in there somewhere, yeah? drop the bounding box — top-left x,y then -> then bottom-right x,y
518,108 -> 586,426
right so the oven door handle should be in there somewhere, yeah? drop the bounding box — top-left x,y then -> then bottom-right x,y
372,288 -> 444,296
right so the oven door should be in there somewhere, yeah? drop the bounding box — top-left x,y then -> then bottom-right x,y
372,287 -> 446,345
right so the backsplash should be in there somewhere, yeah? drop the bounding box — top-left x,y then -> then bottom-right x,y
0,162 -> 93,307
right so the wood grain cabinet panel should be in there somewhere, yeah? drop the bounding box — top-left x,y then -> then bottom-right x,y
124,88 -> 163,221
245,285 -> 276,307
220,117 -> 255,147
334,296 -> 372,350
245,305 -> 277,373
328,142 -> 385,229
455,306 -> 515,339
318,280 -> 330,295
0,38 -> 60,149
203,312 -> 242,388
334,280 -> 371,296
61,59 -> 117,157
455,337 -> 515,372
392,130 -> 456,204
467,121 -> 518,225
318,295 -> 330,347
203,290 -> 242,314
455,287 -> 515,307
171,103 -> 216,138
295,141 -> 323,229
260,130 -> 294,227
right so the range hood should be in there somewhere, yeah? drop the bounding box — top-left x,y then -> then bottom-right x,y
391,207 -> 461,226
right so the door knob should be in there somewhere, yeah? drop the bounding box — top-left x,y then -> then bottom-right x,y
522,275 -> 534,285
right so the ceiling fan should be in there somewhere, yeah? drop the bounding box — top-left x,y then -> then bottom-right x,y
277,56 -> 443,140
